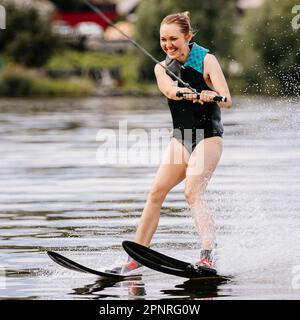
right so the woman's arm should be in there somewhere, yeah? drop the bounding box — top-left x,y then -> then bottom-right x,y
203,54 -> 232,108
154,61 -> 196,100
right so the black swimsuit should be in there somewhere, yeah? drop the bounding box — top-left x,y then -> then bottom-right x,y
166,43 -> 223,154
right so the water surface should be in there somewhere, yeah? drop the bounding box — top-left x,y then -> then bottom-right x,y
0,96 -> 299,300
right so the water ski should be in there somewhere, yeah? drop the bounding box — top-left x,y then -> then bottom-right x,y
47,251 -> 141,280
122,241 -> 230,281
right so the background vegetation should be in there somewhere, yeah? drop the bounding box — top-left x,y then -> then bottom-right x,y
0,0 -> 299,97
236,0 -> 299,95
0,3 -> 61,68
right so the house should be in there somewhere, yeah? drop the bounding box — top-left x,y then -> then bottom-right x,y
52,2 -> 118,30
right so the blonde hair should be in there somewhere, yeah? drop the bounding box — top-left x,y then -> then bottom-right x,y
161,11 -> 193,36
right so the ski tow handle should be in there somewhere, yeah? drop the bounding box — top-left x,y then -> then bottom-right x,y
176,91 -> 227,102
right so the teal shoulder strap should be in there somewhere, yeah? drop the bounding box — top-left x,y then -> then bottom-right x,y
183,43 -> 209,74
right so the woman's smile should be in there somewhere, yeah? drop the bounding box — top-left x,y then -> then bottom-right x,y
167,47 -> 178,56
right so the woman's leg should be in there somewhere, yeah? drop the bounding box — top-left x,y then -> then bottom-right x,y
134,138 -> 189,246
184,137 -> 223,251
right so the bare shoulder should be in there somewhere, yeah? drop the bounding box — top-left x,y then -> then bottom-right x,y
204,53 -> 219,66
204,53 -> 222,74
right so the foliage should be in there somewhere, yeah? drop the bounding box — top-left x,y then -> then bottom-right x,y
0,74 -> 34,97
0,65 -> 93,97
0,4 -> 61,68
237,0 -> 299,95
47,50 -> 139,87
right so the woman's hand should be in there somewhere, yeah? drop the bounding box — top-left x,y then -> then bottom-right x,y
175,89 -> 219,104
172,87 -> 198,101
194,90 -> 219,104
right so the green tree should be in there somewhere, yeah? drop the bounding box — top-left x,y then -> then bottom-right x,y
135,0 -> 238,81
238,0 -> 299,95
0,4 -> 61,68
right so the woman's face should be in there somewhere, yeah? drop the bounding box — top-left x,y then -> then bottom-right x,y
160,23 -> 192,60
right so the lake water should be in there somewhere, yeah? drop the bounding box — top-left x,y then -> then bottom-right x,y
0,95 -> 299,300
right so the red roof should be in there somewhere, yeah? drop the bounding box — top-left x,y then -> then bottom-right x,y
53,11 -> 118,29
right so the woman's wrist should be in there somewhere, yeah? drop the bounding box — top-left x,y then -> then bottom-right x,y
166,87 -> 181,100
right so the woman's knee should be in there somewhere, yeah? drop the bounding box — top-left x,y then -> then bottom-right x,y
184,180 -> 206,206
148,185 -> 167,204
184,187 -> 198,206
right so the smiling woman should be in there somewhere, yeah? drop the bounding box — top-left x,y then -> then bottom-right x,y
108,11 -> 233,275
160,12 -> 193,60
